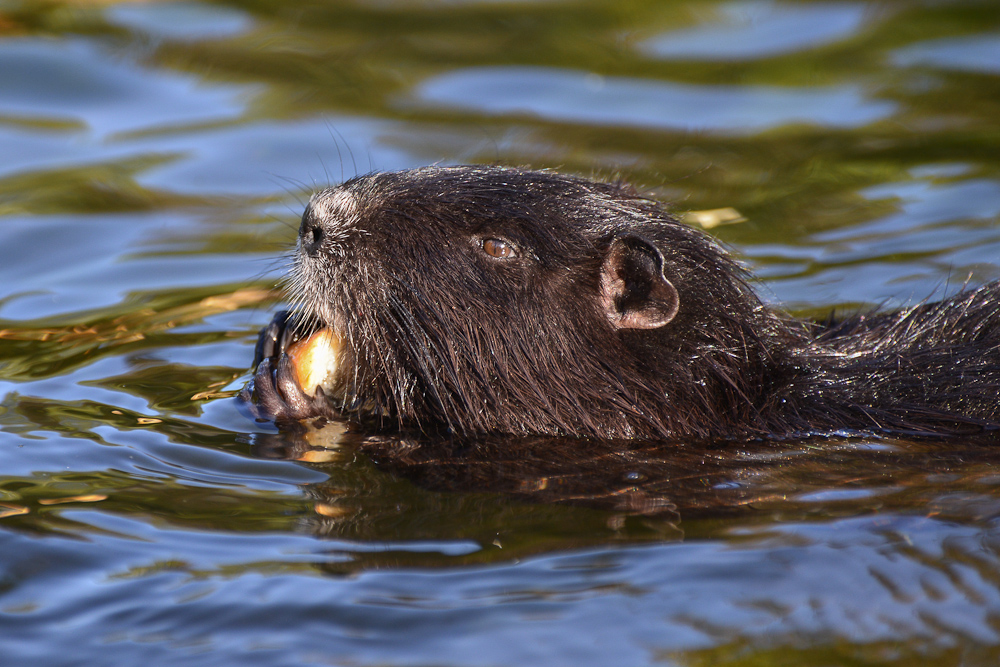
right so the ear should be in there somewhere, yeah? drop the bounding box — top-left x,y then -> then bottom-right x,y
599,234 -> 679,330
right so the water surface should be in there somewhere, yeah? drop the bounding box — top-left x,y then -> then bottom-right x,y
1,0 -> 1000,665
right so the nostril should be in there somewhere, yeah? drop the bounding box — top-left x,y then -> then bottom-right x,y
299,216 -> 325,256
308,224 -> 324,249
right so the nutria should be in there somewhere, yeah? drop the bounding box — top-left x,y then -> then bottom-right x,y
241,165 -> 1000,441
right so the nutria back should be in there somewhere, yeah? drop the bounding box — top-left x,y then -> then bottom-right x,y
243,165 -> 1000,441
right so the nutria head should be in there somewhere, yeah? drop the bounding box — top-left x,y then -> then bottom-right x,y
277,165 -> 799,440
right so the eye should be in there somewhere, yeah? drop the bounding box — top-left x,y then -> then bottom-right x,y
481,237 -> 516,259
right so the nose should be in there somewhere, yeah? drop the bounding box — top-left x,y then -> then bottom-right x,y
298,187 -> 356,257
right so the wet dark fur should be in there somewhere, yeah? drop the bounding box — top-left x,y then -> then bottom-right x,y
243,165 -> 1000,441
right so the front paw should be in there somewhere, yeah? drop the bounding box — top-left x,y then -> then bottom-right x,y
240,311 -> 332,424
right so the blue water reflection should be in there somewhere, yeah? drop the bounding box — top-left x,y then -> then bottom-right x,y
893,33 -> 1000,74
136,118 -> 426,196
3,512 -> 999,665
643,1 -> 869,61
749,174 -> 1000,307
0,39 -> 247,138
107,2 -> 254,41
414,66 -> 896,133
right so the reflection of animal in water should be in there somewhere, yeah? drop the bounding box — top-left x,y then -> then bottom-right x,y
242,165 -> 1000,442
249,426 -> 1000,528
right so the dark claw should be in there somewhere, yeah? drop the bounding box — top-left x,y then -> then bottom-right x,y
253,319 -> 279,367
237,376 -> 259,413
253,310 -> 294,367
278,313 -> 299,356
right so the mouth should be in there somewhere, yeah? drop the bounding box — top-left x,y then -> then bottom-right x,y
252,310 -> 346,398
284,327 -> 344,397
